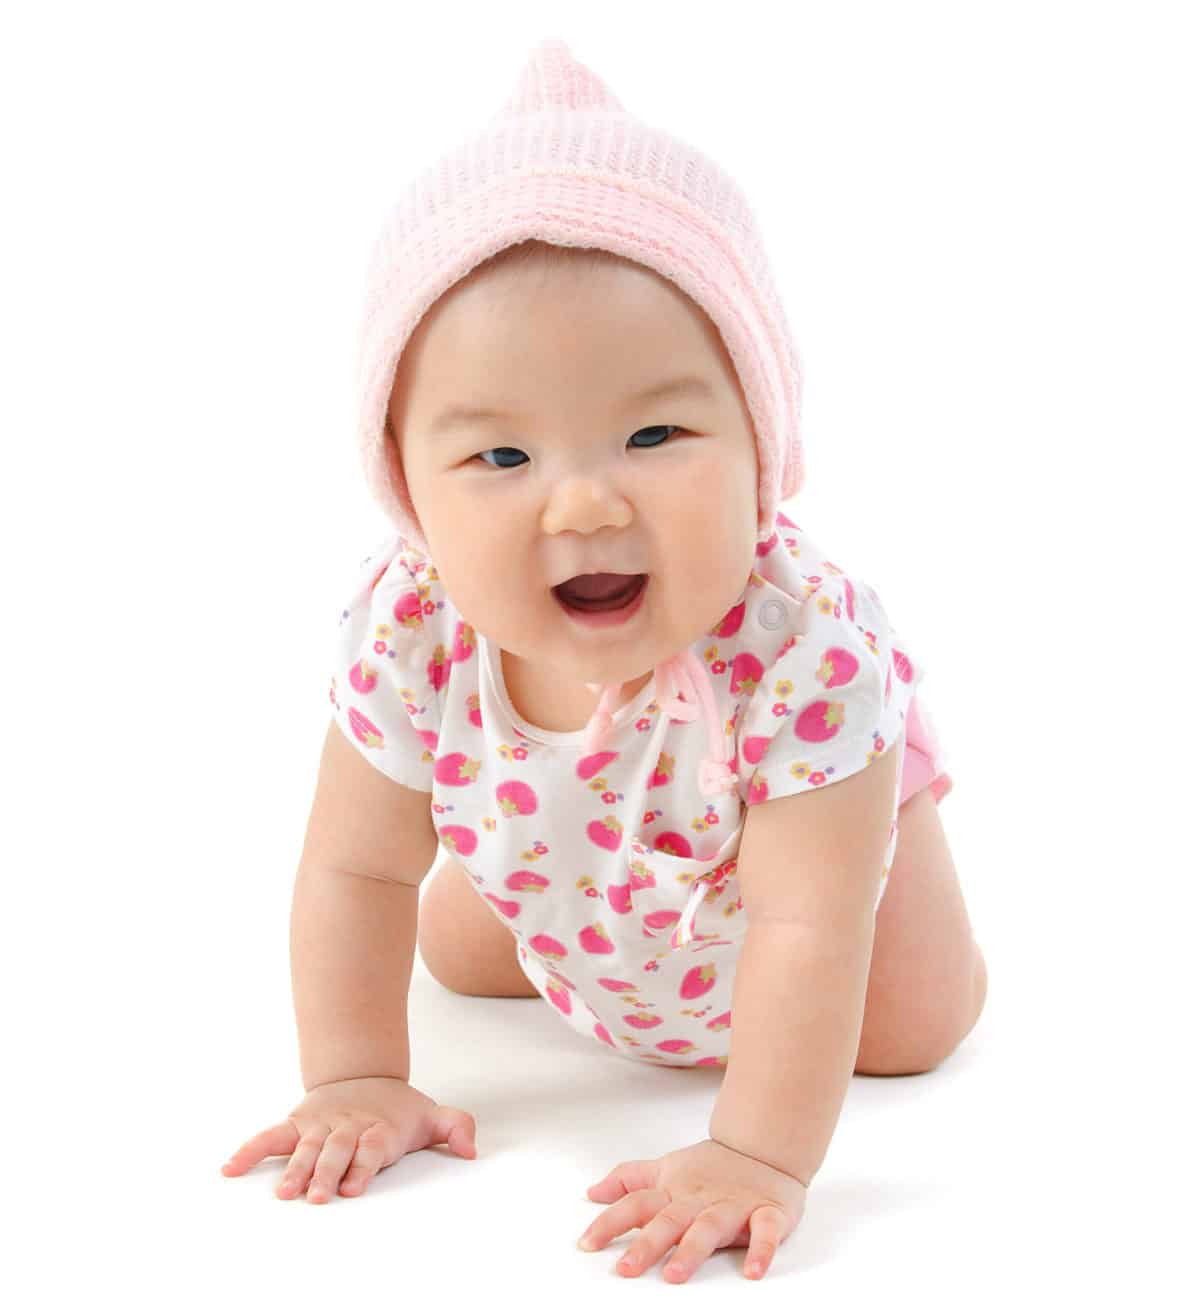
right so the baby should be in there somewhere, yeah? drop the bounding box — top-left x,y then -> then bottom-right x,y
221,39 -> 987,1283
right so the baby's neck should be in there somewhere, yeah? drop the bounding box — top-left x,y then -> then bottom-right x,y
501,649 -> 653,734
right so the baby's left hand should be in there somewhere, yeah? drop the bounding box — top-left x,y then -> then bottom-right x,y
577,1137 -> 807,1283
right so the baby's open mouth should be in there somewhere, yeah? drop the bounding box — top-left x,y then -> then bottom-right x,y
554,573 -> 648,613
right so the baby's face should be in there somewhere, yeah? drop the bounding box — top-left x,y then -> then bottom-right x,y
388,255 -> 760,694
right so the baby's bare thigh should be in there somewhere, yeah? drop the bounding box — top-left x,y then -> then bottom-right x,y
417,855 -> 540,998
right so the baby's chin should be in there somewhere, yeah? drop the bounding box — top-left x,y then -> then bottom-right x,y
547,625 -> 707,690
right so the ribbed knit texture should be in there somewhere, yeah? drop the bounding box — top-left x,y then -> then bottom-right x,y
354,36 -> 805,552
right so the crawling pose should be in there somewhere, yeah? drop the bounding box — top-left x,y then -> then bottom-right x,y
223,38 -> 987,1284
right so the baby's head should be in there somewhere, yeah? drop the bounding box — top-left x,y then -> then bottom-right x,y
354,40 -> 804,695
384,239 -> 761,692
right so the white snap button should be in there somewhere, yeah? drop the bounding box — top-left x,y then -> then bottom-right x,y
758,600 -> 786,630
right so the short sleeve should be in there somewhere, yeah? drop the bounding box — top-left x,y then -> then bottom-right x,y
327,535 -> 443,792
735,575 -> 925,807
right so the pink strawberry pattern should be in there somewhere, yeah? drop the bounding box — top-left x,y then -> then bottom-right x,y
327,512 -> 944,1068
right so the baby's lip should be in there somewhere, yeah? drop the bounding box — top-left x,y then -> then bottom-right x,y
553,573 -> 647,605
553,572 -> 649,618
552,569 -> 647,589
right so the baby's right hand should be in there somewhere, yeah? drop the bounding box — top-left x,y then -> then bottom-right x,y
221,1076 -> 478,1203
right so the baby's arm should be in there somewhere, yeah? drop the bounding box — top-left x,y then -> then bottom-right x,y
222,722 -> 481,1202
709,740 -> 902,1186
292,720 -> 440,1089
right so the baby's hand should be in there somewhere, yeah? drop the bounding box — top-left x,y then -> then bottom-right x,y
221,1076 -> 478,1203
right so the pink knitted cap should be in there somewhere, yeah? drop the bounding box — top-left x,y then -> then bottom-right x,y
355,36 -> 805,552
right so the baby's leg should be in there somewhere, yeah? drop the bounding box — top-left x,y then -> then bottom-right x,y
418,856 -> 541,998
855,786 -> 987,1075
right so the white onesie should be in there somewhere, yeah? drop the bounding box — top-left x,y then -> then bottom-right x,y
328,511 -> 946,1068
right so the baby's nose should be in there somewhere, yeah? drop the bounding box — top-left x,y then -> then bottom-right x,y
543,475 -> 633,535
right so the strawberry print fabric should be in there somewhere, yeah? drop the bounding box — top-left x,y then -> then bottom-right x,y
327,510 -> 949,1068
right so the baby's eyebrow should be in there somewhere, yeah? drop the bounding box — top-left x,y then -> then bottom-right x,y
427,374 -> 716,435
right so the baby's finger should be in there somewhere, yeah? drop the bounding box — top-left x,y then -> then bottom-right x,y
276,1130 -> 330,1199
222,1122 -> 299,1176
305,1125 -> 365,1204
337,1123 -> 394,1196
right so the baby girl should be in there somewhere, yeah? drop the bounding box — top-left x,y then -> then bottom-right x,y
221,38 -> 987,1283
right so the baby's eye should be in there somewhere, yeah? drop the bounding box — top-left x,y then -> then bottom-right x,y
628,424 -> 680,450
476,425 -> 682,470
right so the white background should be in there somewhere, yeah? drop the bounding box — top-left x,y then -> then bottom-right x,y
4,1 -> 1194,1306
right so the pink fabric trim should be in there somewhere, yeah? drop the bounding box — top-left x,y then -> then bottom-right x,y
900,694 -> 953,806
